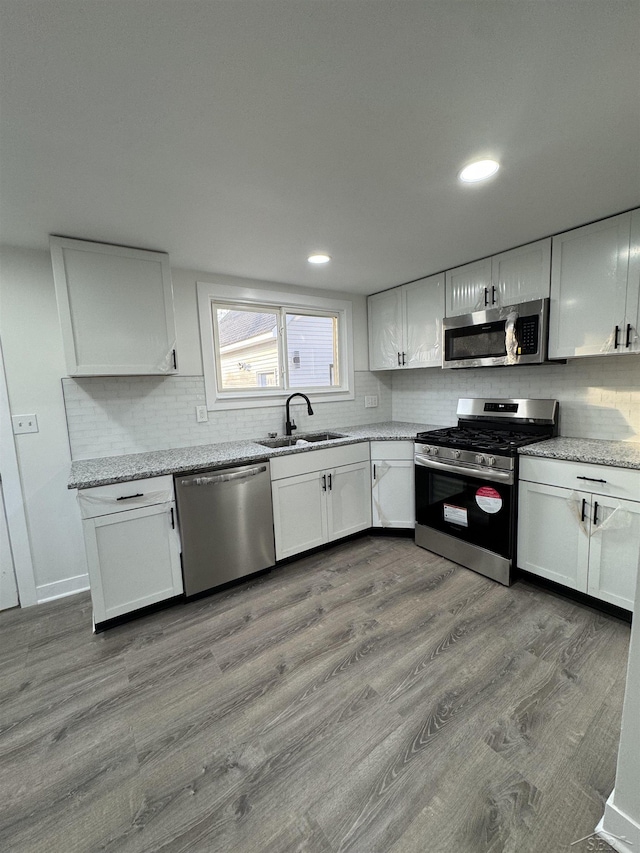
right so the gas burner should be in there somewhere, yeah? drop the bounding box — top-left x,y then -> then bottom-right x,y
416,398 -> 558,459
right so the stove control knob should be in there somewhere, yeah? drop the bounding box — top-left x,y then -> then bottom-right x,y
476,454 -> 485,465
487,456 -> 496,467
452,449 -> 461,459
423,446 -> 432,455
432,447 -> 439,456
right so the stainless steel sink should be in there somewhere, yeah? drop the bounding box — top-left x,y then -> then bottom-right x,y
256,432 -> 346,448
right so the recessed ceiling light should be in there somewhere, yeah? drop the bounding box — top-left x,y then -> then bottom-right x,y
308,253 -> 331,264
459,159 -> 500,183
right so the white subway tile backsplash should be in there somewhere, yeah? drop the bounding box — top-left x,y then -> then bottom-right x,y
63,372 -> 393,459
391,356 -> 640,441
62,357 -> 639,459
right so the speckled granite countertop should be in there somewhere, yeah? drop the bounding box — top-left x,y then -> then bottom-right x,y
69,421 -> 439,489
519,437 -> 640,470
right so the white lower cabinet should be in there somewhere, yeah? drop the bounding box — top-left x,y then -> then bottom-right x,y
271,443 -> 371,561
371,441 -> 415,528
78,475 -> 183,626
518,458 -> 639,612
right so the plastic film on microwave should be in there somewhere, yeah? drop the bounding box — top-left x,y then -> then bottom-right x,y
504,310 -> 520,365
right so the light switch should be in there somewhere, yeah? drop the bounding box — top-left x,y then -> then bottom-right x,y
364,395 -> 378,408
196,405 -> 208,423
12,414 -> 39,434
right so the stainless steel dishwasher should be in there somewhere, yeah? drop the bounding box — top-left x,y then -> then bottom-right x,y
174,461 -> 275,596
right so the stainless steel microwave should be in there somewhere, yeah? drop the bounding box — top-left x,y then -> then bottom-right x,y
442,298 -> 549,369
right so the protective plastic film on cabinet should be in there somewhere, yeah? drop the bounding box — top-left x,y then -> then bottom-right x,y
77,488 -> 174,519
157,340 -> 178,373
567,492 -> 634,537
406,316 -> 442,367
599,324 -> 639,354
372,461 -> 391,527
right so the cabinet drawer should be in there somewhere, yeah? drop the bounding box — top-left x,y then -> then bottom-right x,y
270,442 -> 370,481
519,457 -> 639,501
370,441 -> 414,461
78,475 -> 175,519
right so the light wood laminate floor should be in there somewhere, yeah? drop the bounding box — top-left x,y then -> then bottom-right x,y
0,536 -> 629,853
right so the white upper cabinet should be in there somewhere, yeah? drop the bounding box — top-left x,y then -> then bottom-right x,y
491,238 -> 551,307
368,273 -> 445,370
367,288 -> 404,370
549,211 -> 640,359
445,239 -> 551,317
403,274 -> 445,368
626,209 -> 640,353
445,258 -> 492,317
50,236 -> 178,376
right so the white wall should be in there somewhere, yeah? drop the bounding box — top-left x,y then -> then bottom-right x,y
0,247 -> 88,601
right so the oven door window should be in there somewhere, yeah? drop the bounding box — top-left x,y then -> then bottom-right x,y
415,465 -> 513,557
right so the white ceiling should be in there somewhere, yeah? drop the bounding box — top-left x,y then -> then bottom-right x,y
1,1 -> 639,295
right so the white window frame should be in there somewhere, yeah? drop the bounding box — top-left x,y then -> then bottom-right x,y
197,281 -> 355,411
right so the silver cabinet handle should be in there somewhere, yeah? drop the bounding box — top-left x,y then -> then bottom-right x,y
181,465 -> 267,487
415,454 -> 514,485
116,492 -> 144,501
576,476 -> 607,484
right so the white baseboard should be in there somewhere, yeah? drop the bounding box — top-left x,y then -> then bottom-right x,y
36,573 -> 90,604
596,791 -> 640,853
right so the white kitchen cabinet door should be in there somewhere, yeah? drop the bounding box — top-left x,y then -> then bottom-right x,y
549,212 -> 631,359
50,236 -> 177,376
403,273 -> 445,368
625,208 -> 640,353
83,501 -> 183,625
445,257 -> 492,317
491,238 -> 551,307
368,289 -> 404,370
587,496 -> 640,612
371,459 -> 415,528
326,461 -> 372,541
517,481 -> 590,592
271,471 -> 327,561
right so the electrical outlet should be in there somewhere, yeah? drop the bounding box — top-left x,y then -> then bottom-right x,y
12,414 -> 39,434
364,395 -> 378,408
196,405 -> 208,423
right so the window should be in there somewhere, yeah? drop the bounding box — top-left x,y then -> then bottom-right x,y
197,282 -> 354,410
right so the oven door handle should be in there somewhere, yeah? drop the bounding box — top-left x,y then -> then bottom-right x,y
415,454 -> 514,485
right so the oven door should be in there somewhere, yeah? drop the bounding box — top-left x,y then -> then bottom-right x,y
415,455 -> 515,558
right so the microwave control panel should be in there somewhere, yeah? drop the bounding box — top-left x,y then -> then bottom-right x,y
515,315 -> 539,354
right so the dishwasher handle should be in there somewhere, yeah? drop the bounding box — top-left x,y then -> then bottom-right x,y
180,465 -> 268,487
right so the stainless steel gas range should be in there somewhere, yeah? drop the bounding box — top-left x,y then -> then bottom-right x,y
414,398 -> 559,585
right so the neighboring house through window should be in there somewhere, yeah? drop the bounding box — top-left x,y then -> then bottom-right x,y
197,282 -> 354,410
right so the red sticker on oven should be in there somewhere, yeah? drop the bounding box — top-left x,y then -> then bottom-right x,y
475,486 -> 503,514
